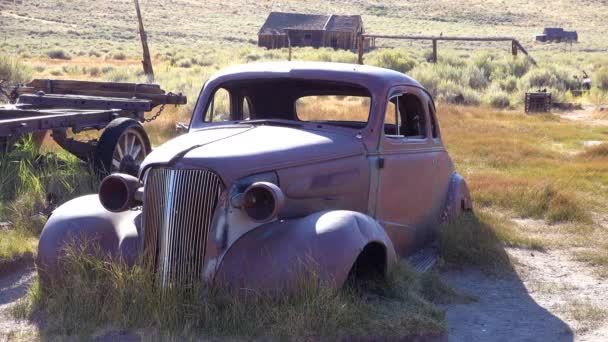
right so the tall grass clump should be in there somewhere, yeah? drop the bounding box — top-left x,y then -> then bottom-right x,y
593,67 -> 608,90
439,213 -> 511,272
367,49 -> 417,73
0,54 -> 32,85
0,136 -> 98,261
471,175 -> 591,224
46,49 -> 71,60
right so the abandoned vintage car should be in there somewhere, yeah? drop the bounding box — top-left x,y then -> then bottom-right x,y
37,62 -> 472,290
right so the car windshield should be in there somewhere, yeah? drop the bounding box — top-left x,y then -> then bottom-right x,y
203,79 -> 371,129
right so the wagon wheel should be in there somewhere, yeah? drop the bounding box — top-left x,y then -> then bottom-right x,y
95,118 -> 151,177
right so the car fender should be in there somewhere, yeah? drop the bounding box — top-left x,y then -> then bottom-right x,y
442,173 -> 473,222
37,194 -> 141,282
213,210 -> 397,291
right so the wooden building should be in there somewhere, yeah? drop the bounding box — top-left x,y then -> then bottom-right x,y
535,28 -> 578,42
258,12 -> 365,50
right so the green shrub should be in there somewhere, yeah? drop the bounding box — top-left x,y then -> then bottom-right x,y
593,67 -> 608,90
466,66 -> 489,89
487,89 -> 511,108
498,76 -> 518,92
368,49 -> 417,73
177,58 -> 192,68
46,49 -> 71,60
509,57 -> 531,77
88,66 -> 100,77
112,52 -> 127,60
436,80 -> 481,105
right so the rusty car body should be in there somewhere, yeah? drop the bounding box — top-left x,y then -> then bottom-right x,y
37,62 -> 472,291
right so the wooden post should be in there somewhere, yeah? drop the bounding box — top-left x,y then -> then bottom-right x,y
357,35 -> 364,64
288,35 -> 292,61
134,0 -> 154,83
512,40 -> 518,57
431,39 -> 438,63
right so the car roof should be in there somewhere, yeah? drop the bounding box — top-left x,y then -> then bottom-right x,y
207,61 -> 423,91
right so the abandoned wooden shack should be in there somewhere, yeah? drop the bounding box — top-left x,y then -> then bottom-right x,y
258,12 -> 365,50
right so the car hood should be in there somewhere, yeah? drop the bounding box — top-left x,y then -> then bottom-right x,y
140,125 -> 365,184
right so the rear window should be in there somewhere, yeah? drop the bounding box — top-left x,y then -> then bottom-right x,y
295,95 -> 370,123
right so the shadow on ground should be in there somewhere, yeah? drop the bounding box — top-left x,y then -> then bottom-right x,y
440,226 -> 574,342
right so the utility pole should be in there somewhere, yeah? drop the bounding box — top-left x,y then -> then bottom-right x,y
134,0 -> 154,82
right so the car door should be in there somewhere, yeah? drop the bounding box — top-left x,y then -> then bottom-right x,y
374,89 -> 436,257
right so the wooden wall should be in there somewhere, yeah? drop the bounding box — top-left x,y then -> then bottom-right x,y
259,30 -> 361,50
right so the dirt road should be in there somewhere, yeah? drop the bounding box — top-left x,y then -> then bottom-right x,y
0,266 -> 37,341
443,247 -> 608,342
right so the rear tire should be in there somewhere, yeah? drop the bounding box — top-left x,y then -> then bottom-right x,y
95,118 -> 151,177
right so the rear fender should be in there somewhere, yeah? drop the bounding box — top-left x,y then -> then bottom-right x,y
212,210 -> 396,291
441,173 -> 473,223
37,194 -> 141,282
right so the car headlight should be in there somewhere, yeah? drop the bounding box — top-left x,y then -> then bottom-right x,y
229,172 -> 283,222
242,182 -> 284,223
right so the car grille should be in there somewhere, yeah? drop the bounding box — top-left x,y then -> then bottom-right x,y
142,168 -> 224,288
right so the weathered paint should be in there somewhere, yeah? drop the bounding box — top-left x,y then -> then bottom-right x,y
37,62 -> 472,291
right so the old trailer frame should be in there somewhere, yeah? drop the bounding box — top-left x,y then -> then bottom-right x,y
0,79 -> 187,176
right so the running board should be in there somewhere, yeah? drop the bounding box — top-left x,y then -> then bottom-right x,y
407,246 -> 438,273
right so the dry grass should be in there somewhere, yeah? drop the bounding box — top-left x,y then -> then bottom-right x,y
12,242 -> 453,339
296,96 -> 371,122
565,301 -> 608,331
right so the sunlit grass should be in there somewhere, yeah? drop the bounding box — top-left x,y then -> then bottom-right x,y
12,243 -> 454,339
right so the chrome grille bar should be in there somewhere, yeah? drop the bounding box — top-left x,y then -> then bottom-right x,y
142,168 -> 223,288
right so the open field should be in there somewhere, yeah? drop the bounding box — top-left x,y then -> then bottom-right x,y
1,0 -> 608,339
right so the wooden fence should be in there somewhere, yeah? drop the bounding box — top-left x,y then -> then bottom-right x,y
357,34 -> 537,66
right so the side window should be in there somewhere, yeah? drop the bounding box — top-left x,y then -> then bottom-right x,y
383,97 -> 400,137
398,94 -> 427,139
205,88 -> 231,122
428,103 -> 439,138
383,94 -> 428,140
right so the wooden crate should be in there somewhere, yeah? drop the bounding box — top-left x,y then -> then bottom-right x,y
525,92 -> 552,113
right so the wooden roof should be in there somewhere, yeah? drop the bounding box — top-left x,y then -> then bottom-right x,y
259,12 -> 362,35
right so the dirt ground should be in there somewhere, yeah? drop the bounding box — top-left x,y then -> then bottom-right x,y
443,247 -> 608,342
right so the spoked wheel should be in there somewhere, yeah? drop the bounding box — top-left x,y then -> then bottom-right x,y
95,118 -> 151,177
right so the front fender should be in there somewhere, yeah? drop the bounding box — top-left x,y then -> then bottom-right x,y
37,194 -> 141,282
213,210 -> 396,291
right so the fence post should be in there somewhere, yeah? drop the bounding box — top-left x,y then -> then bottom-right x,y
431,39 -> 438,63
512,40 -> 518,57
288,35 -> 292,61
358,35 -> 364,64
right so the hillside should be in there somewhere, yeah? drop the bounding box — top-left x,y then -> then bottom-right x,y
1,0 -> 608,57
